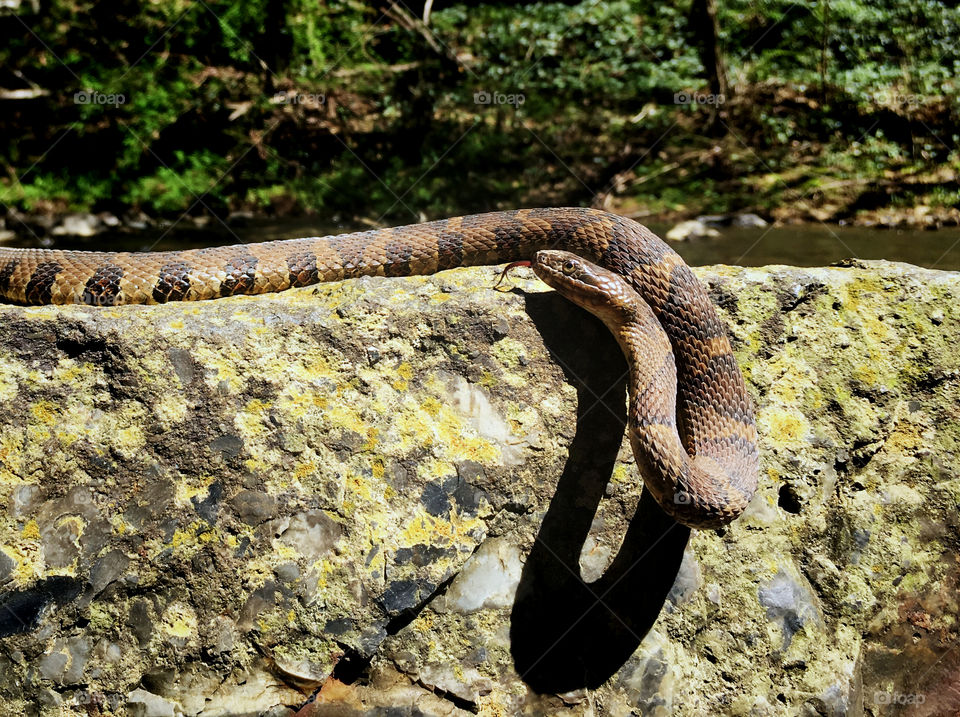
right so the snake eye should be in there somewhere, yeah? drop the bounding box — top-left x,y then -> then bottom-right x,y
562,259 -> 576,275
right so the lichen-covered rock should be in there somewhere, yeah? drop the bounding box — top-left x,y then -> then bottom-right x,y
0,260 -> 957,716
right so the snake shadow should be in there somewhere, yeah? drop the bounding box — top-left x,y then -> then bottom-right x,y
509,290 -> 690,693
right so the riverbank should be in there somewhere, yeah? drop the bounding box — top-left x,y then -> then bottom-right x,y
7,168 -> 958,243
4,193 -> 959,250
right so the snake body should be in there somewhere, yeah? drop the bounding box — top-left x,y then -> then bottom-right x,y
0,207 -> 758,527
530,250 -> 757,527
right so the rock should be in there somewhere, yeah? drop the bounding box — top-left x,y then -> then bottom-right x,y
694,213 -> 768,229
191,663 -> 302,715
6,208 -> 54,236
0,260 -> 958,715
230,489 -> 277,525
0,549 -> 14,581
0,0 -> 40,14
577,533 -> 613,583
277,509 -> 342,562
51,213 -> 103,237
418,662 -> 493,703
694,214 -> 729,228
436,537 -> 522,613
666,548 -> 701,609
123,211 -> 153,231
758,569 -> 822,649
126,689 -> 177,717
665,219 -> 721,241
227,210 -> 255,225
99,212 -> 121,228
731,212 -> 769,228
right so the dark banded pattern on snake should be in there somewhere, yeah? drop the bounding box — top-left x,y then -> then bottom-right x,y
0,207 -> 758,527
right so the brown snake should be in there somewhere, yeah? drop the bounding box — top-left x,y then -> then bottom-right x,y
0,207 -> 758,527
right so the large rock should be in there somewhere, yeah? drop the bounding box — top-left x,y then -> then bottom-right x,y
0,260 -> 957,716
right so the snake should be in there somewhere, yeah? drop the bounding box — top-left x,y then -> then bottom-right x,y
0,206 -> 758,527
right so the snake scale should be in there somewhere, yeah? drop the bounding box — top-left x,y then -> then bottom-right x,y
0,207 -> 758,527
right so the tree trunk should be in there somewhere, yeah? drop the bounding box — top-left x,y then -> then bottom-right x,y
689,0 -> 729,131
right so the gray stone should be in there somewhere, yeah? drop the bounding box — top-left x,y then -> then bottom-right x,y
732,212 -> 769,228
437,538 -> 522,613
230,489 -> 277,525
0,548 -> 14,582
418,662 -> 493,703
126,689 -> 177,717
277,510 -> 341,561
758,569 -> 823,649
51,213 -> 103,237
665,219 -> 721,241
38,649 -> 69,682
694,214 -> 729,228
666,548 -> 702,609
87,550 -> 130,598
62,636 -> 92,684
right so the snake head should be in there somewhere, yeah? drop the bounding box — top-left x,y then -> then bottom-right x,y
531,250 -> 638,324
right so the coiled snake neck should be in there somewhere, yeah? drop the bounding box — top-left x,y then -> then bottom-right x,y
0,207 -> 758,527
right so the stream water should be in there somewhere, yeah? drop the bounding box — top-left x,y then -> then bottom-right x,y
7,218 -> 960,272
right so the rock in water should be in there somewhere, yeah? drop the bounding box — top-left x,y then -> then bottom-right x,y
694,214 -> 730,228
0,261 -> 957,715
732,212 -> 769,228
695,213 -> 769,229
665,219 -> 721,241
51,213 -> 103,237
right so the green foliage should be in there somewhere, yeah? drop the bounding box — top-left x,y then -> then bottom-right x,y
720,0 -> 960,97
9,172 -> 113,212
287,0 -> 372,78
0,0 -> 957,222
430,1 -> 701,117
123,150 -> 232,213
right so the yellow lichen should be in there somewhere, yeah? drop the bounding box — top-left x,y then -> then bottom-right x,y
759,407 -> 809,447
399,507 -> 485,548
294,462 -> 316,480
160,602 -> 198,640
347,472 -> 373,501
235,398 -> 272,440
22,519 -> 40,540
490,337 -> 527,368
392,361 -> 413,391
30,401 -> 58,427
174,474 -> 216,504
